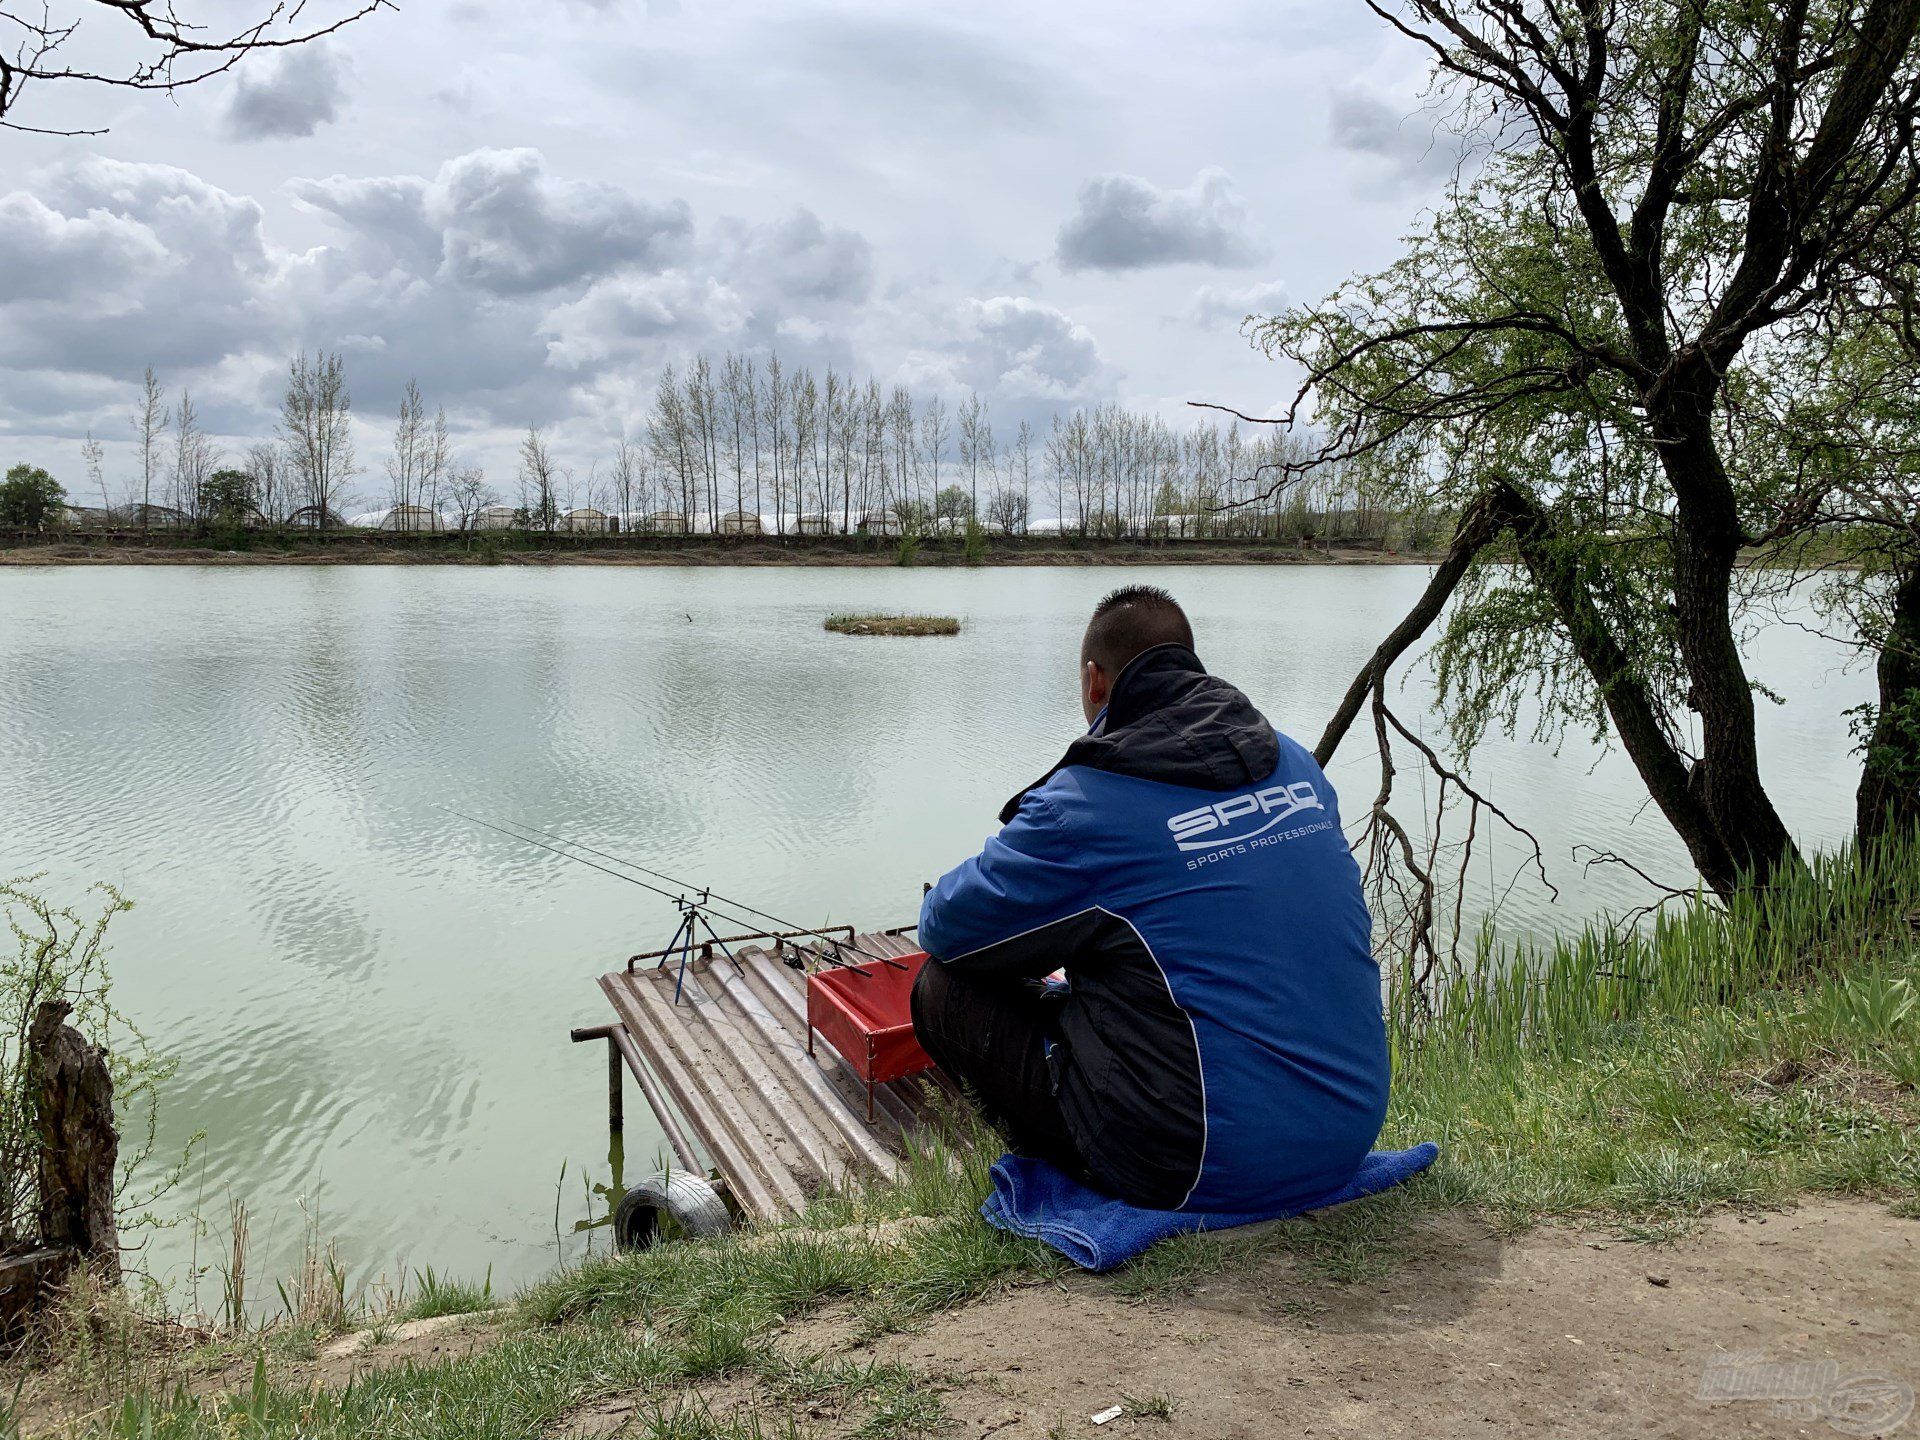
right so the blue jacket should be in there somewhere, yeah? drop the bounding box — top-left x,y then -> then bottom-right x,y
919,644 -> 1388,1212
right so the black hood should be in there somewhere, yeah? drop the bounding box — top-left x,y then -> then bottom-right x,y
998,644 -> 1280,823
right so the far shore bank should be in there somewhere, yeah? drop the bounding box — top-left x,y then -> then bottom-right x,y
0,535 -> 1440,568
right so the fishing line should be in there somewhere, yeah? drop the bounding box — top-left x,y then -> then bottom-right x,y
441,807 -> 905,970
444,806 -> 865,968
467,812 -> 907,970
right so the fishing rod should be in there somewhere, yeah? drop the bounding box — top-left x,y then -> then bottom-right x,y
443,805 -> 878,988
441,807 -> 907,973
462,811 -> 909,972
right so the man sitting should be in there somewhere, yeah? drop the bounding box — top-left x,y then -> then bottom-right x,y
911,585 -> 1388,1212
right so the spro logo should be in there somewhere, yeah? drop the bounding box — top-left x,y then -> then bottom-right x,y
1167,781 -> 1324,851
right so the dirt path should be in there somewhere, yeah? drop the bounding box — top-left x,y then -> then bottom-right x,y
810,1202 -> 1918,1439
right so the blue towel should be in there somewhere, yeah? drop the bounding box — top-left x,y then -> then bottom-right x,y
980,1142 -> 1440,1272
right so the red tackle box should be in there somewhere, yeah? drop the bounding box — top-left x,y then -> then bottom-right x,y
806,949 -> 935,1120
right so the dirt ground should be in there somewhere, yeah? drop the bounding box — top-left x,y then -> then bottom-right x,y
30,1203 -> 1914,1437
875,1203 -> 1918,1440
575,1201 -> 1918,1440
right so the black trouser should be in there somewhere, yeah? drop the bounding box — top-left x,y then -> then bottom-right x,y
909,961 -> 1094,1183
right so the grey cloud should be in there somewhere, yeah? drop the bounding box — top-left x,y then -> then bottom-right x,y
1056,167 -> 1266,272
770,12 -> 1057,127
287,174 -> 440,268
431,149 -> 692,295
1188,279 -> 1289,329
1329,87 -> 1456,192
0,144 -> 1093,464
714,209 -> 874,305
540,207 -> 874,373
289,150 -> 693,296
0,159 -> 270,375
223,47 -> 348,140
0,192 -> 165,302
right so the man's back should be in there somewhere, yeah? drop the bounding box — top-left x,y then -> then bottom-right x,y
919,642 -> 1389,1212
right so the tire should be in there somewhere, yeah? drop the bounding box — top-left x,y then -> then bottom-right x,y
613,1170 -> 731,1251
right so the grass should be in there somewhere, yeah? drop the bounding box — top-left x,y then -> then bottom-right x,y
823,613 -> 961,636
13,836 -> 1920,1437
1384,834 -> 1920,1233
396,1265 -> 496,1322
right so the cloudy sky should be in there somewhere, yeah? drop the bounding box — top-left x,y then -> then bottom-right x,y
0,0 -> 1453,498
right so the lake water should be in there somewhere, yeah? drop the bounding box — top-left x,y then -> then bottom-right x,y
0,563 -> 1872,1306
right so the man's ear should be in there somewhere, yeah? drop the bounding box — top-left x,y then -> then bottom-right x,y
1085,659 -> 1110,708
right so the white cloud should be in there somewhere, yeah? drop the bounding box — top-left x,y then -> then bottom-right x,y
541,272 -> 750,370
1056,167 -> 1266,272
897,295 -> 1112,430
1187,278 -> 1289,329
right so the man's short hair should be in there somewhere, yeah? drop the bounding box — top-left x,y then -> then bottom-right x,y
1083,585 -> 1195,675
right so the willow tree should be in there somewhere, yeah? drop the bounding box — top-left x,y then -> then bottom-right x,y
1748,318 -> 1920,847
1250,0 -> 1920,897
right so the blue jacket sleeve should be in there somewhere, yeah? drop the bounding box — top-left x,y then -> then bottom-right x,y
918,790 -> 1094,978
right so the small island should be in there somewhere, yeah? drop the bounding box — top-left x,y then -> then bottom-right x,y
824,612 -> 961,636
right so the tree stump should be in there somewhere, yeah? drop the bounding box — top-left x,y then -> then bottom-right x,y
28,1000 -> 119,1284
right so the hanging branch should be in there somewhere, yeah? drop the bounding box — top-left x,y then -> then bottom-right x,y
1359,672 -> 1442,989
1301,481 -> 1567,994
1,0 -> 393,135
1315,485 -> 1507,766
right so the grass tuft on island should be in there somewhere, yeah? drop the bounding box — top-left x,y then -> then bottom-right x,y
824,612 -> 961,636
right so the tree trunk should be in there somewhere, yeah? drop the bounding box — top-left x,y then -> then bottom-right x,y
29,1001 -> 119,1284
1492,479 -> 1748,894
1651,395 -> 1802,887
1857,566 -> 1920,848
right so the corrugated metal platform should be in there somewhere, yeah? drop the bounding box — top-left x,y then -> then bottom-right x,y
594,931 -> 950,1223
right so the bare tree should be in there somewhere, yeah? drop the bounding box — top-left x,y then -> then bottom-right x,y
984,487 -> 1028,537
80,431 -> 106,514
611,434 -> 642,524
424,407 -> 449,515
958,392 -> 990,520
760,355 -> 788,533
447,463 -> 494,531
169,389 -> 215,519
517,424 -> 558,531
386,378 -> 427,513
648,365 -> 697,524
279,351 -> 355,529
1012,420 -> 1034,534
244,442 -> 286,523
722,353 -> 754,520
919,393 -> 949,518
132,366 -> 166,530
1,0 -> 393,137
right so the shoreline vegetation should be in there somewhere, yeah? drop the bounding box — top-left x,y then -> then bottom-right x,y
824,614 -> 962,636
8,835 -> 1917,1437
0,531 -> 1442,569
